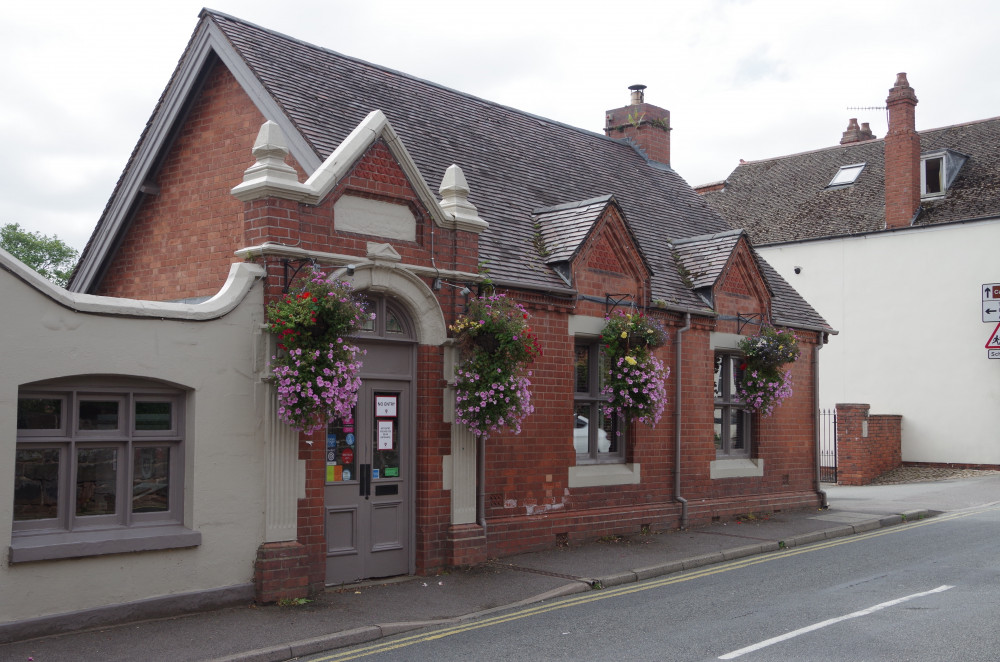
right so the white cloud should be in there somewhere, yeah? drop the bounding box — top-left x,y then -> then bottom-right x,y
2,0 -> 999,252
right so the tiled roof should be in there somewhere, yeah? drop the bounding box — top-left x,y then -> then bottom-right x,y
73,10 -> 830,331
208,11 -> 729,310
702,117 -> 1000,245
533,196 -> 613,265
672,230 -> 743,290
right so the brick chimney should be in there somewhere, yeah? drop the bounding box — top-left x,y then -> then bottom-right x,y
884,73 -> 920,229
604,84 -> 671,165
840,118 -> 876,144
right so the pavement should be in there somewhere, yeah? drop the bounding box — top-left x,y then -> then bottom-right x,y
4,469 -> 1000,662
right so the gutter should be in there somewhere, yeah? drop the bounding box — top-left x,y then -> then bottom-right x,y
814,332 -> 829,508
674,313 -> 692,528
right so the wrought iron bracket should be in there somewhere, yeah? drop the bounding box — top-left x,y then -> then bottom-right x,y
736,313 -> 765,335
282,258 -> 316,293
605,293 -> 634,317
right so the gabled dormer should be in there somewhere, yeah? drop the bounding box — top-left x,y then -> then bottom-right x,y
672,229 -> 773,331
920,148 -> 968,199
532,195 -> 652,301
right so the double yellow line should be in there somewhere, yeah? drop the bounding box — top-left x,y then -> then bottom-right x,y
310,505 -> 998,661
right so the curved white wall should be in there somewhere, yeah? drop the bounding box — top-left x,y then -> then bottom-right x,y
759,219 -> 1000,464
0,257 -> 269,624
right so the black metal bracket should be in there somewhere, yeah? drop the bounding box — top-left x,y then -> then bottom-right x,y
605,293 -> 634,317
282,258 -> 315,293
736,313 -> 765,335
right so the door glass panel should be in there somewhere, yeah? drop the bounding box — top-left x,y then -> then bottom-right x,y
386,309 -> 404,335
14,448 -> 60,520
132,446 -> 170,512
76,447 -> 117,516
326,410 -> 358,482
373,392 -> 400,479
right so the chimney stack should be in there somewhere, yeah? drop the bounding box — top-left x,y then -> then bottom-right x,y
605,85 -> 671,165
884,72 -> 920,229
840,118 -> 876,144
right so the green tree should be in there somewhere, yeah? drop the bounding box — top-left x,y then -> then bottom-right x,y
1,222 -> 79,287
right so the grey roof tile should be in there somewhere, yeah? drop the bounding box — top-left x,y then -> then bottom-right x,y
703,117 -> 1000,244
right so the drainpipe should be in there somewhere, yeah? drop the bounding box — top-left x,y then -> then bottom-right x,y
814,333 -> 829,509
674,313 -> 691,528
477,434 -> 488,548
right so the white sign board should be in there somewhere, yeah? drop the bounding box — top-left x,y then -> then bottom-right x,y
984,283 -> 1000,322
377,420 -> 394,450
375,395 -> 397,417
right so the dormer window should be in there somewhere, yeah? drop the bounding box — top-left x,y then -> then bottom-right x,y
921,149 -> 968,199
828,163 -> 865,187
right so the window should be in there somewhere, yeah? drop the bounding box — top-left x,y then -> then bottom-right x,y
921,155 -> 944,197
358,296 -> 414,339
11,384 -> 197,563
827,163 -> 865,187
573,341 -> 624,462
714,353 -> 751,457
920,149 -> 968,199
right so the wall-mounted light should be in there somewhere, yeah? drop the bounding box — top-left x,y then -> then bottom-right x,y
794,266 -> 802,275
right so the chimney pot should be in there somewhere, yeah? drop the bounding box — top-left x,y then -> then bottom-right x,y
629,84 -> 647,104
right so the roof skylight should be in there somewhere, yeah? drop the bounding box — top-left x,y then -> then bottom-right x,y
828,163 -> 865,187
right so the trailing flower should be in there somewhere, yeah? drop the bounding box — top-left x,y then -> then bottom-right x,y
266,267 -> 372,436
600,310 -> 669,429
450,293 -> 541,439
736,326 -> 799,417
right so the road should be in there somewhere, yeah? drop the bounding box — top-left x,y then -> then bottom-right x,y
299,504 -> 1000,662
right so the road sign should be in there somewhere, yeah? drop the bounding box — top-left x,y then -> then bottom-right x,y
985,283 -> 1000,300
984,301 -> 1000,323
987,321 -> 1000,349
990,349 -> 1000,360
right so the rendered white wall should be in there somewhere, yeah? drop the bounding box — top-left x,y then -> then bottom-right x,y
0,256 -> 269,624
759,219 -> 1000,464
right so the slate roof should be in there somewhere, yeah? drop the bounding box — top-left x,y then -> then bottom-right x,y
702,117 -> 1000,245
672,230 -> 743,290
72,10 -> 830,331
533,196 -> 613,265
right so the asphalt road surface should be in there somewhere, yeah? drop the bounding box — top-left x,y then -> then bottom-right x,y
299,504 -> 1000,662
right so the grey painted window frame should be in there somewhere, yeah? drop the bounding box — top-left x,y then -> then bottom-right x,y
573,339 -> 625,464
11,385 -> 199,563
713,352 -> 752,458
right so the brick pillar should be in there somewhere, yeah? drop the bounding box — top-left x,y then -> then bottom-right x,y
254,428 -> 327,603
836,403 -> 902,485
884,73 -> 920,229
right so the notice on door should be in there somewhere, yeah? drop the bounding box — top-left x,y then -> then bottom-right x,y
375,395 -> 397,417
378,419 -> 394,450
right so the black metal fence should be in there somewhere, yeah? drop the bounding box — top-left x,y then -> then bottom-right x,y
819,408 -> 837,483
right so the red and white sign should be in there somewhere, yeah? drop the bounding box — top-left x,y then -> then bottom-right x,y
986,321 -> 1000,349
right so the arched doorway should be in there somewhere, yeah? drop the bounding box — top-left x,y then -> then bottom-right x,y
324,295 -> 417,585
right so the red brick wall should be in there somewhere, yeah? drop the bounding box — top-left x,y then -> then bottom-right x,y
97,62 -> 269,300
836,403 -> 902,485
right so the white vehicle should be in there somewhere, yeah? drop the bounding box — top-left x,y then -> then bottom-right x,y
573,415 -> 611,454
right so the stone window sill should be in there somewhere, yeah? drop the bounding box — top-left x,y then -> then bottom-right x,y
9,524 -> 201,563
568,463 -> 641,488
710,458 -> 764,480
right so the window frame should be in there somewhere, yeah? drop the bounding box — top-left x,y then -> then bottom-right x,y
713,352 -> 752,458
12,385 -> 193,561
573,339 -> 625,464
827,162 -> 865,188
920,154 -> 945,198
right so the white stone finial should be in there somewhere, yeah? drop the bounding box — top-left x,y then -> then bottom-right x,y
231,121 -> 313,202
438,165 -> 488,234
242,121 -> 299,183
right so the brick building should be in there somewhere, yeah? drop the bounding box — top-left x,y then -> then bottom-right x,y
698,73 -> 1000,469
40,9 -> 832,604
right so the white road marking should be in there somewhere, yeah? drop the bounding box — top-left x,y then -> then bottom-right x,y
718,584 -> 954,659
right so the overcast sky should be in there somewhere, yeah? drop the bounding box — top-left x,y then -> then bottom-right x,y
3,0 -> 999,253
